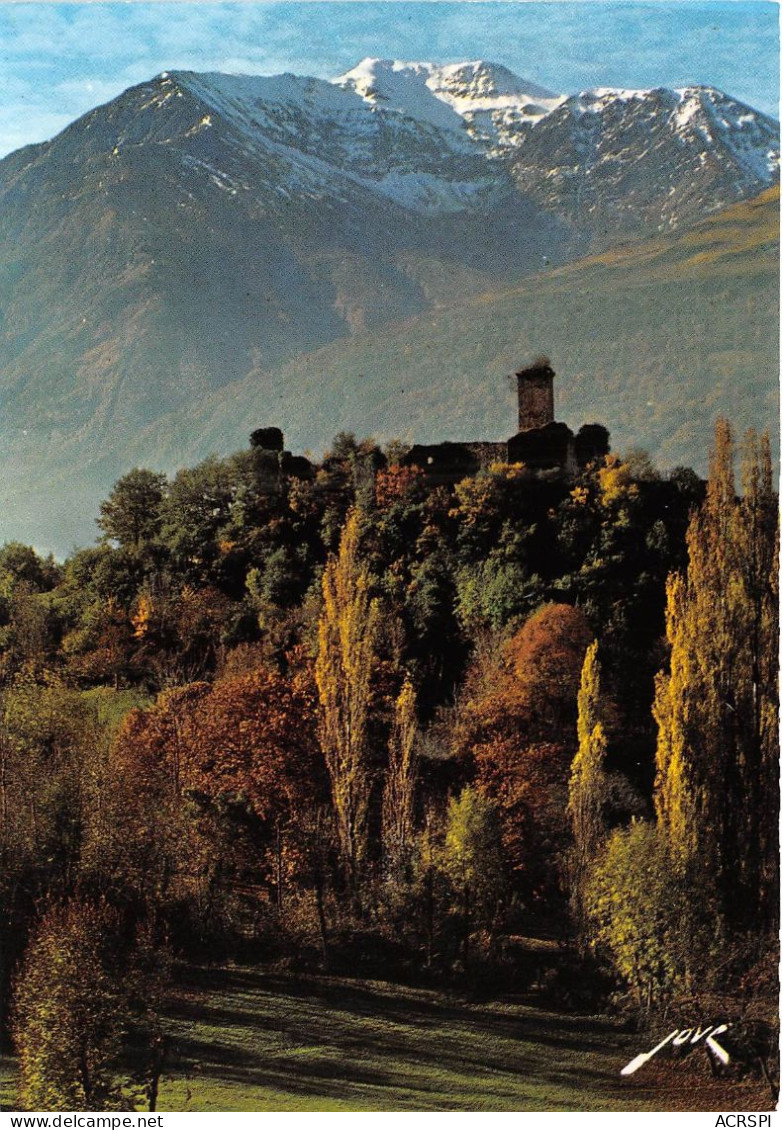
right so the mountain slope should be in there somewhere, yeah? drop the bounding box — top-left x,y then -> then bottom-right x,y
136,184 -> 779,480
509,86 -> 779,243
2,184 -> 774,556
335,59 -> 778,240
0,64 -> 571,428
0,61 -> 777,552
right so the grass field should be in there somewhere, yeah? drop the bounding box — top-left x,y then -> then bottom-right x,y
1,967 -> 773,1112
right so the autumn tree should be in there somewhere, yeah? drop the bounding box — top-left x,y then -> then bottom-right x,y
13,902 -> 171,1112
177,665 -> 323,911
584,822 -> 700,1011
102,668 -> 322,932
438,787 -> 504,964
465,603 -> 594,900
13,902 -> 128,1111
0,674 -> 103,893
0,675 -> 130,1040
568,640 -> 609,932
130,583 -> 233,687
315,509 -> 380,895
653,419 -> 779,931
92,683 -> 215,925
382,678 -> 418,884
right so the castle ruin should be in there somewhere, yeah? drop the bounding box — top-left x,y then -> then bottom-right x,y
517,359 -> 555,432
403,361 -> 609,483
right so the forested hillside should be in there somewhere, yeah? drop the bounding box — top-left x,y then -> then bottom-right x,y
0,421 -> 777,1110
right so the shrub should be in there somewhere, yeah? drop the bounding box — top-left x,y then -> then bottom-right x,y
584,821 -> 713,1011
13,902 -> 127,1111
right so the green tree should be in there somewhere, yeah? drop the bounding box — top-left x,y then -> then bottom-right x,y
438,787 -> 504,964
0,544 -> 59,596
0,677 -> 113,1041
584,822 -> 710,1011
0,675 -> 102,892
12,902 -> 127,1111
98,469 -> 167,550
0,544 -> 60,674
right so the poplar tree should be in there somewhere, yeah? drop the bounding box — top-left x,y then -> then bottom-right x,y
736,428 -> 779,926
653,419 -> 778,930
382,678 -> 418,884
652,572 -> 699,864
568,640 -> 609,930
315,509 -> 380,895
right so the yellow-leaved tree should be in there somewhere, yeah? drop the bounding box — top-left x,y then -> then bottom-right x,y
315,508 -> 380,897
653,419 -> 778,931
382,677 -> 418,884
568,640 -> 609,934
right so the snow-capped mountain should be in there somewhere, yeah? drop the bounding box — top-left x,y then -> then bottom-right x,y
335,58 -> 566,148
509,84 -> 780,233
152,69 -> 502,214
50,59 -> 777,226
336,58 -> 566,141
334,58 -> 779,230
0,58 -> 776,550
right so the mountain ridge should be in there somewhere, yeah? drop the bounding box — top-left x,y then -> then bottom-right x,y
0,60 -> 777,553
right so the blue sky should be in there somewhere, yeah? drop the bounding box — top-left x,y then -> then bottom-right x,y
0,1 -> 778,157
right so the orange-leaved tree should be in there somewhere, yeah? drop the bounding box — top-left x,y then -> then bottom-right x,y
102,666 -> 323,920
462,603 -> 594,901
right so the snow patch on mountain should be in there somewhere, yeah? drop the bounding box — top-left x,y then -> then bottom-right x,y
335,58 -> 467,133
426,60 -> 566,148
335,57 -> 566,151
671,86 -> 780,179
159,69 -> 497,214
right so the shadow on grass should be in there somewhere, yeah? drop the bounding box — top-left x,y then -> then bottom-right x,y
164,966 -> 637,1110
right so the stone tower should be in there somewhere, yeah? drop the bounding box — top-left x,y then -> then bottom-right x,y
516,360 -> 555,432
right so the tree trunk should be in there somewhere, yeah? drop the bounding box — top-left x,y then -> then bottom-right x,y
315,879 -> 329,970
147,1034 -> 167,1112
426,866 -> 434,968
463,883 -> 471,968
275,821 -> 283,914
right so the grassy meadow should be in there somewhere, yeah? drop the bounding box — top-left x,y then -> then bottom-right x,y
3,967 -> 769,1113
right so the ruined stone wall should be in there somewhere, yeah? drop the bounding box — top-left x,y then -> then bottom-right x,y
463,441 -> 508,469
